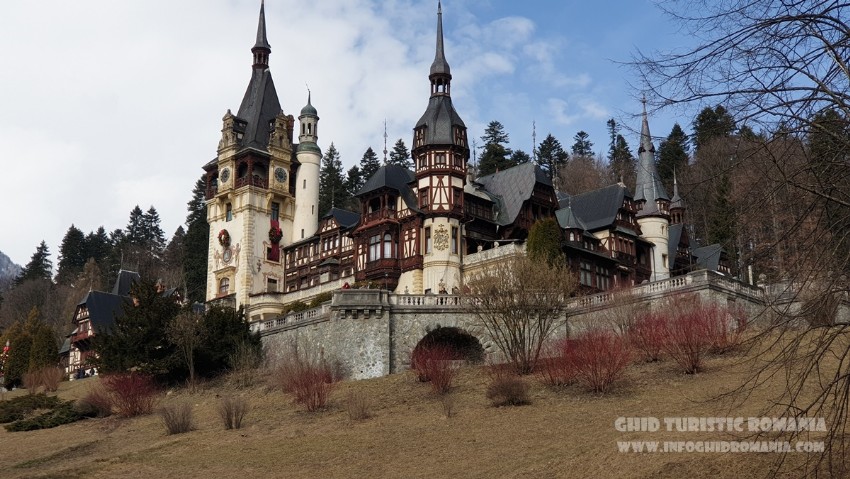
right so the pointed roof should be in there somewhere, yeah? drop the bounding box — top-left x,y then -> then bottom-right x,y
430,1 -> 451,77
569,184 -> 636,232
253,0 -> 271,51
111,270 -> 140,296
634,100 -> 669,203
235,2 -> 282,152
476,163 -> 551,226
300,90 -> 318,117
556,204 -> 589,231
670,170 -> 685,209
323,207 -> 361,229
357,165 -> 419,211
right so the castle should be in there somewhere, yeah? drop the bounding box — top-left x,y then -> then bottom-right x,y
202,2 -> 731,326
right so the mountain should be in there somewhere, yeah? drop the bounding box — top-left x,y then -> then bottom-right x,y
0,250 -> 22,289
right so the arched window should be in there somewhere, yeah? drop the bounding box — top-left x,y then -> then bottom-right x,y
219,278 -> 230,295
383,233 -> 393,258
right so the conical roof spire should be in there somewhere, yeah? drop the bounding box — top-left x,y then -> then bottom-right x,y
430,1 -> 451,77
634,96 -> 669,204
301,89 -> 318,117
670,169 -> 685,209
252,1 -> 271,68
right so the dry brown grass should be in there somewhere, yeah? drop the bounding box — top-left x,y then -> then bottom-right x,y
0,350 -> 830,479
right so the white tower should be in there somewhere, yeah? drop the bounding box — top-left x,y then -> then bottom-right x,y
293,92 -> 321,242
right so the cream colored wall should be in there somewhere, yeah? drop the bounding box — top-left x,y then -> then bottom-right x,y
638,216 -> 670,281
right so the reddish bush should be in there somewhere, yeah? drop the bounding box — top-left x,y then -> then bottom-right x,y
77,386 -> 114,417
703,304 -> 748,354
571,329 -> 632,393
661,309 -> 712,374
100,372 -> 159,417
39,367 -> 64,392
486,363 -> 531,406
275,354 -> 337,412
537,339 -> 577,387
411,345 -> 457,395
628,313 -> 668,362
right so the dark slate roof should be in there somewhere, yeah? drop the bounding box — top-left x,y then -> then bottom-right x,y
476,163 -> 551,226
634,107 -> 669,203
555,205 -> 589,231
253,1 -> 271,51
668,223 -> 684,261
569,184 -> 630,232
59,337 -> 71,355
670,175 -> 685,210
415,96 -> 465,145
357,165 -> 419,211
79,291 -> 128,332
300,91 -> 318,117
236,69 -> 282,151
693,244 -> 723,271
111,270 -> 140,296
323,207 -> 361,229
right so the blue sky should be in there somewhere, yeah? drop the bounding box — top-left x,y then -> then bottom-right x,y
0,0 -> 702,267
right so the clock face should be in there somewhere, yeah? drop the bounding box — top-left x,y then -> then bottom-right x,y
220,168 -> 230,184
274,167 -> 287,183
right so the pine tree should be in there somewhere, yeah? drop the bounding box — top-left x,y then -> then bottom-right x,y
571,131 -> 594,157
511,149 -> 532,165
85,226 -> 111,264
56,224 -> 87,285
184,176 -> 210,304
163,226 -> 186,276
657,123 -> 690,192
535,134 -> 569,184
318,143 -> 349,216
527,218 -> 564,266
478,120 -> 514,176
359,147 -> 381,183
692,105 -> 737,153
142,206 -> 166,255
125,205 -> 145,245
388,138 -> 412,169
609,135 -> 637,188
15,241 -> 52,285
346,165 -> 364,197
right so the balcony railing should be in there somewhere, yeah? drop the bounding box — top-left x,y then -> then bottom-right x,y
363,209 -> 397,224
235,175 -> 268,189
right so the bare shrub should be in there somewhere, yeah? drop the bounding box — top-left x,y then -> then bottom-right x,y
440,394 -> 456,418
22,371 -> 40,394
101,372 -> 159,417
410,345 -> 457,395
571,329 -> 632,394
661,309 -> 712,374
537,339 -> 577,387
273,349 -> 337,412
628,313 -> 668,362
160,402 -> 194,435
345,390 -> 371,421
703,304 -> 748,354
76,385 -> 113,417
38,367 -> 63,393
218,396 -> 249,430
228,341 -> 264,389
486,365 -> 530,407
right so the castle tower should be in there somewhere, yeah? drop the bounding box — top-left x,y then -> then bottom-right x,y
293,92 -> 321,241
411,1 -> 470,294
634,100 -> 671,281
669,170 -> 686,225
204,1 -> 296,308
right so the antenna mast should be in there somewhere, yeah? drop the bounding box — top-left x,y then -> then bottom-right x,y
532,120 -> 537,161
383,119 -> 388,164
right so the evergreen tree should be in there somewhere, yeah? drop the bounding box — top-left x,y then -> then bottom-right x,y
359,147 -> 381,182
56,224 -> 87,285
184,177 -> 210,304
609,135 -> 637,188
125,205 -> 145,245
346,165 -> 364,197
92,279 -> 180,377
388,138 -> 412,169
478,120 -> 514,176
195,305 -> 262,378
571,131 -> 594,157
85,226 -> 111,264
707,174 -> 736,253
1,318 -> 31,388
163,226 -> 185,275
527,218 -> 564,266
15,241 -> 52,285
657,123 -> 690,192
27,314 -> 57,373
535,134 -> 569,184
692,105 -> 737,152
142,206 -> 166,255
511,149 -> 532,165
318,143 -> 349,216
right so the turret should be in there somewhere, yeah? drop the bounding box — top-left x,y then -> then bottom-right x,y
294,92 -> 321,241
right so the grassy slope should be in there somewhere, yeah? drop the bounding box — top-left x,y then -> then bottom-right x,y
0,353 -> 817,479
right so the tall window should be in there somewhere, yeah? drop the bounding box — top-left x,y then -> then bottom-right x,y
383,233 -> 393,258
580,261 -> 592,287
435,153 -> 446,165
451,226 -> 458,254
271,202 -> 280,219
595,266 -> 610,290
369,235 -> 380,262
219,277 -> 230,295
225,203 -> 232,221
425,227 -> 432,254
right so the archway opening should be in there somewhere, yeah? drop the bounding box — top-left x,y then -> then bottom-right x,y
411,326 -> 484,365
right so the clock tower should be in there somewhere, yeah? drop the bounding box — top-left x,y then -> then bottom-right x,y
204,1 -> 296,309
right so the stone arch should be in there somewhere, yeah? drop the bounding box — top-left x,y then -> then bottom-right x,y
411,326 -> 484,364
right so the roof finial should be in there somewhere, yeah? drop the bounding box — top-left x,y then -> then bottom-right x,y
430,1 -> 451,79
383,119 -> 389,165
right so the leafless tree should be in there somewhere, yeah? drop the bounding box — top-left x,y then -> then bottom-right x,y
633,1 -> 850,474
465,255 -> 577,374
167,310 -> 205,390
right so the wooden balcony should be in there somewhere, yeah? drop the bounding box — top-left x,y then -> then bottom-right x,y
235,175 -> 268,189
362,209 -> 398,224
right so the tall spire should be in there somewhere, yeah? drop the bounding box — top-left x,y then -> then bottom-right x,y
429,1 -> 451,96
634,96 -> 669,205
252,0 -> 271,68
